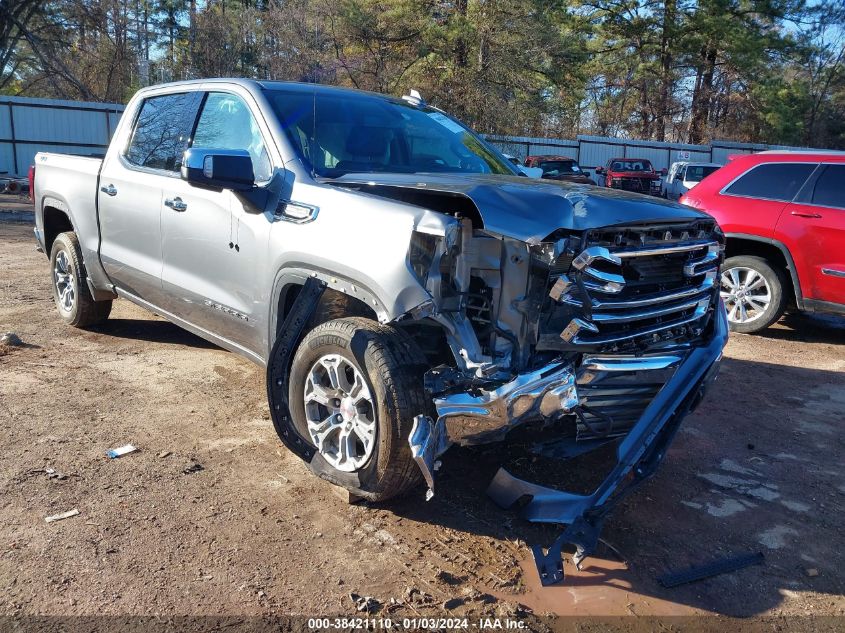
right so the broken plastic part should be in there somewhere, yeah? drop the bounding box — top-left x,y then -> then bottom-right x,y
409,414 -> 450,499
486,306 -> 728,585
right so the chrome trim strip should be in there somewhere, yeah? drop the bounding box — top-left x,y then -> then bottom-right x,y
591,297 -> 704,323
821,268 -> 845,278
275,200 -> 319,224
433,361 -> 580,446
573,302 -> 710,344
583,267 -> 626,286
614,240 -> 717,258
581,354 -> 684,371
684,244 -> 721,276
592,273 -> 716,309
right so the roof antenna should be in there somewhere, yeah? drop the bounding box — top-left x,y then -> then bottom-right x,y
402,89 -> 425,107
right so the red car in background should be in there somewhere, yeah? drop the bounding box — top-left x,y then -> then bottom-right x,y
523,155 -> 594,184
595,157 -> 663,196
681,151 -> 845,333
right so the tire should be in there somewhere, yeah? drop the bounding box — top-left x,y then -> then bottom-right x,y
720,255 -> 787,334
288,317 -> 428,501
49,232 -> 112,328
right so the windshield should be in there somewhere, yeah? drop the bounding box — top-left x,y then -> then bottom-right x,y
538,160 -> 581,175
684,165 -> 720,183
611,159 -> 654,172
264,88 -> 516,178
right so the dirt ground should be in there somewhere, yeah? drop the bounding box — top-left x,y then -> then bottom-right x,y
1,201 -> 844,623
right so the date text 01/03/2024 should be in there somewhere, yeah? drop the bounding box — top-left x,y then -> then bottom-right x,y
306,617 -> 527,630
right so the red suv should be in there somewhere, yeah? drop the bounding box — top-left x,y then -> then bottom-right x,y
681,151 -> 845,333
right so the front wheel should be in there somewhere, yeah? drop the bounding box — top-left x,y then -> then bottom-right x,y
720,255 -> 786,333
288,317 -> 428,501
49,232 -> 112,328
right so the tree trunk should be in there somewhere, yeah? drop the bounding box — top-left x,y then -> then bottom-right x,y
689,43 -> 717,144
656,0 -> 676,141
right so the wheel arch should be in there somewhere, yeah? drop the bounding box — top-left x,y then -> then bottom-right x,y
268,267 -> 385,359
41,199 -> 76,255
724,233 -> 803,309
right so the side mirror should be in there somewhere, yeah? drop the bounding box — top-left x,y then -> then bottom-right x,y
595,166 -> 604,174
181,148 -> 254,191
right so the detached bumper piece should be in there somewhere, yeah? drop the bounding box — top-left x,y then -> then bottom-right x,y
487,306 -> 728,586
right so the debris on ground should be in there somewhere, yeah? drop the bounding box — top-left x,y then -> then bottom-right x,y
45,509 -> 80,523
183,462 -> 204,474
1,331 -> 23,346
107,444 -> 138,459
157,451 -> 171,458
805,568 -> 819,577
442,597 -> 464,610
44,467 -> 68,481
349,592 -> 380,612
658,551 -> 765,588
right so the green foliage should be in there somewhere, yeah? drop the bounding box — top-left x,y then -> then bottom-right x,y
2,0 -> 843,147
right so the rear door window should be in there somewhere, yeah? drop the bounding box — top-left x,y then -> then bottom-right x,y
810,165 -> 845,209
125,93 -> 198,172
725,163 -> 816,202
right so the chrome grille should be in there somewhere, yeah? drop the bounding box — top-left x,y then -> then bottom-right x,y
539,223 -> 722,351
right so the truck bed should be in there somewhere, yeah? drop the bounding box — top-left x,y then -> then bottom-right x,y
33,152 -> 105,287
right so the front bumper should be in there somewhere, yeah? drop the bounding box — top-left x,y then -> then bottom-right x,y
486,302 -> 729,584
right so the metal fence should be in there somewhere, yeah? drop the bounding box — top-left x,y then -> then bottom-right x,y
484,133 -> 811,176
0,96 -> 125,177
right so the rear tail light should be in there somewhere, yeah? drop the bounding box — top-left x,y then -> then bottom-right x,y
28,165 -> 35,201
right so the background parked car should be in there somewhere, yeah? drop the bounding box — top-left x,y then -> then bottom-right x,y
502,153 -> 543,178
663,161 -> 721,199
595,157 -> 664,196
681,150 -> 845,333
523,155 -> 594,184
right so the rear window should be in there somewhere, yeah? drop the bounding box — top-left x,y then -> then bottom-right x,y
125,93 -> 196,172
538,160 -> 581,175
725,163 -> 816,202
611,160 -> 653,172
810,164 -> 845,209
684,165 -> 719,183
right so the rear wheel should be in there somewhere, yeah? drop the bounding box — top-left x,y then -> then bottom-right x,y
288,317 -> 427,501
49,232 -> 112,328
720,255 -> 786,333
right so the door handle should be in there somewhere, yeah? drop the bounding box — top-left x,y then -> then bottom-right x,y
790,210 -> 822,218
164,197 -> 187,212
100,184 -> 117,197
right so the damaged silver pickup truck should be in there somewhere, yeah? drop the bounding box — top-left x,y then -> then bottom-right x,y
33,79 -> 727,583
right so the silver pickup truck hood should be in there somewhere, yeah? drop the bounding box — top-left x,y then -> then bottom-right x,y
333,172 -> 709,242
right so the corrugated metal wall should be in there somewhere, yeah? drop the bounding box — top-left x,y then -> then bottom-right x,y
485,133 -> 813,179
0,94 -> 820,179
0,96 -> 124,177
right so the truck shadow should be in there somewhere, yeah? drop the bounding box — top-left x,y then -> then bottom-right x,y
91,318 -> 220,350
758,312 -> 845,344
387,353 -> 845,617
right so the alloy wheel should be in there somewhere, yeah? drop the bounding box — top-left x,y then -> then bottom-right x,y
303,354 -> 377,472
720,266 -> 771,324
54,250 -> 75,313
